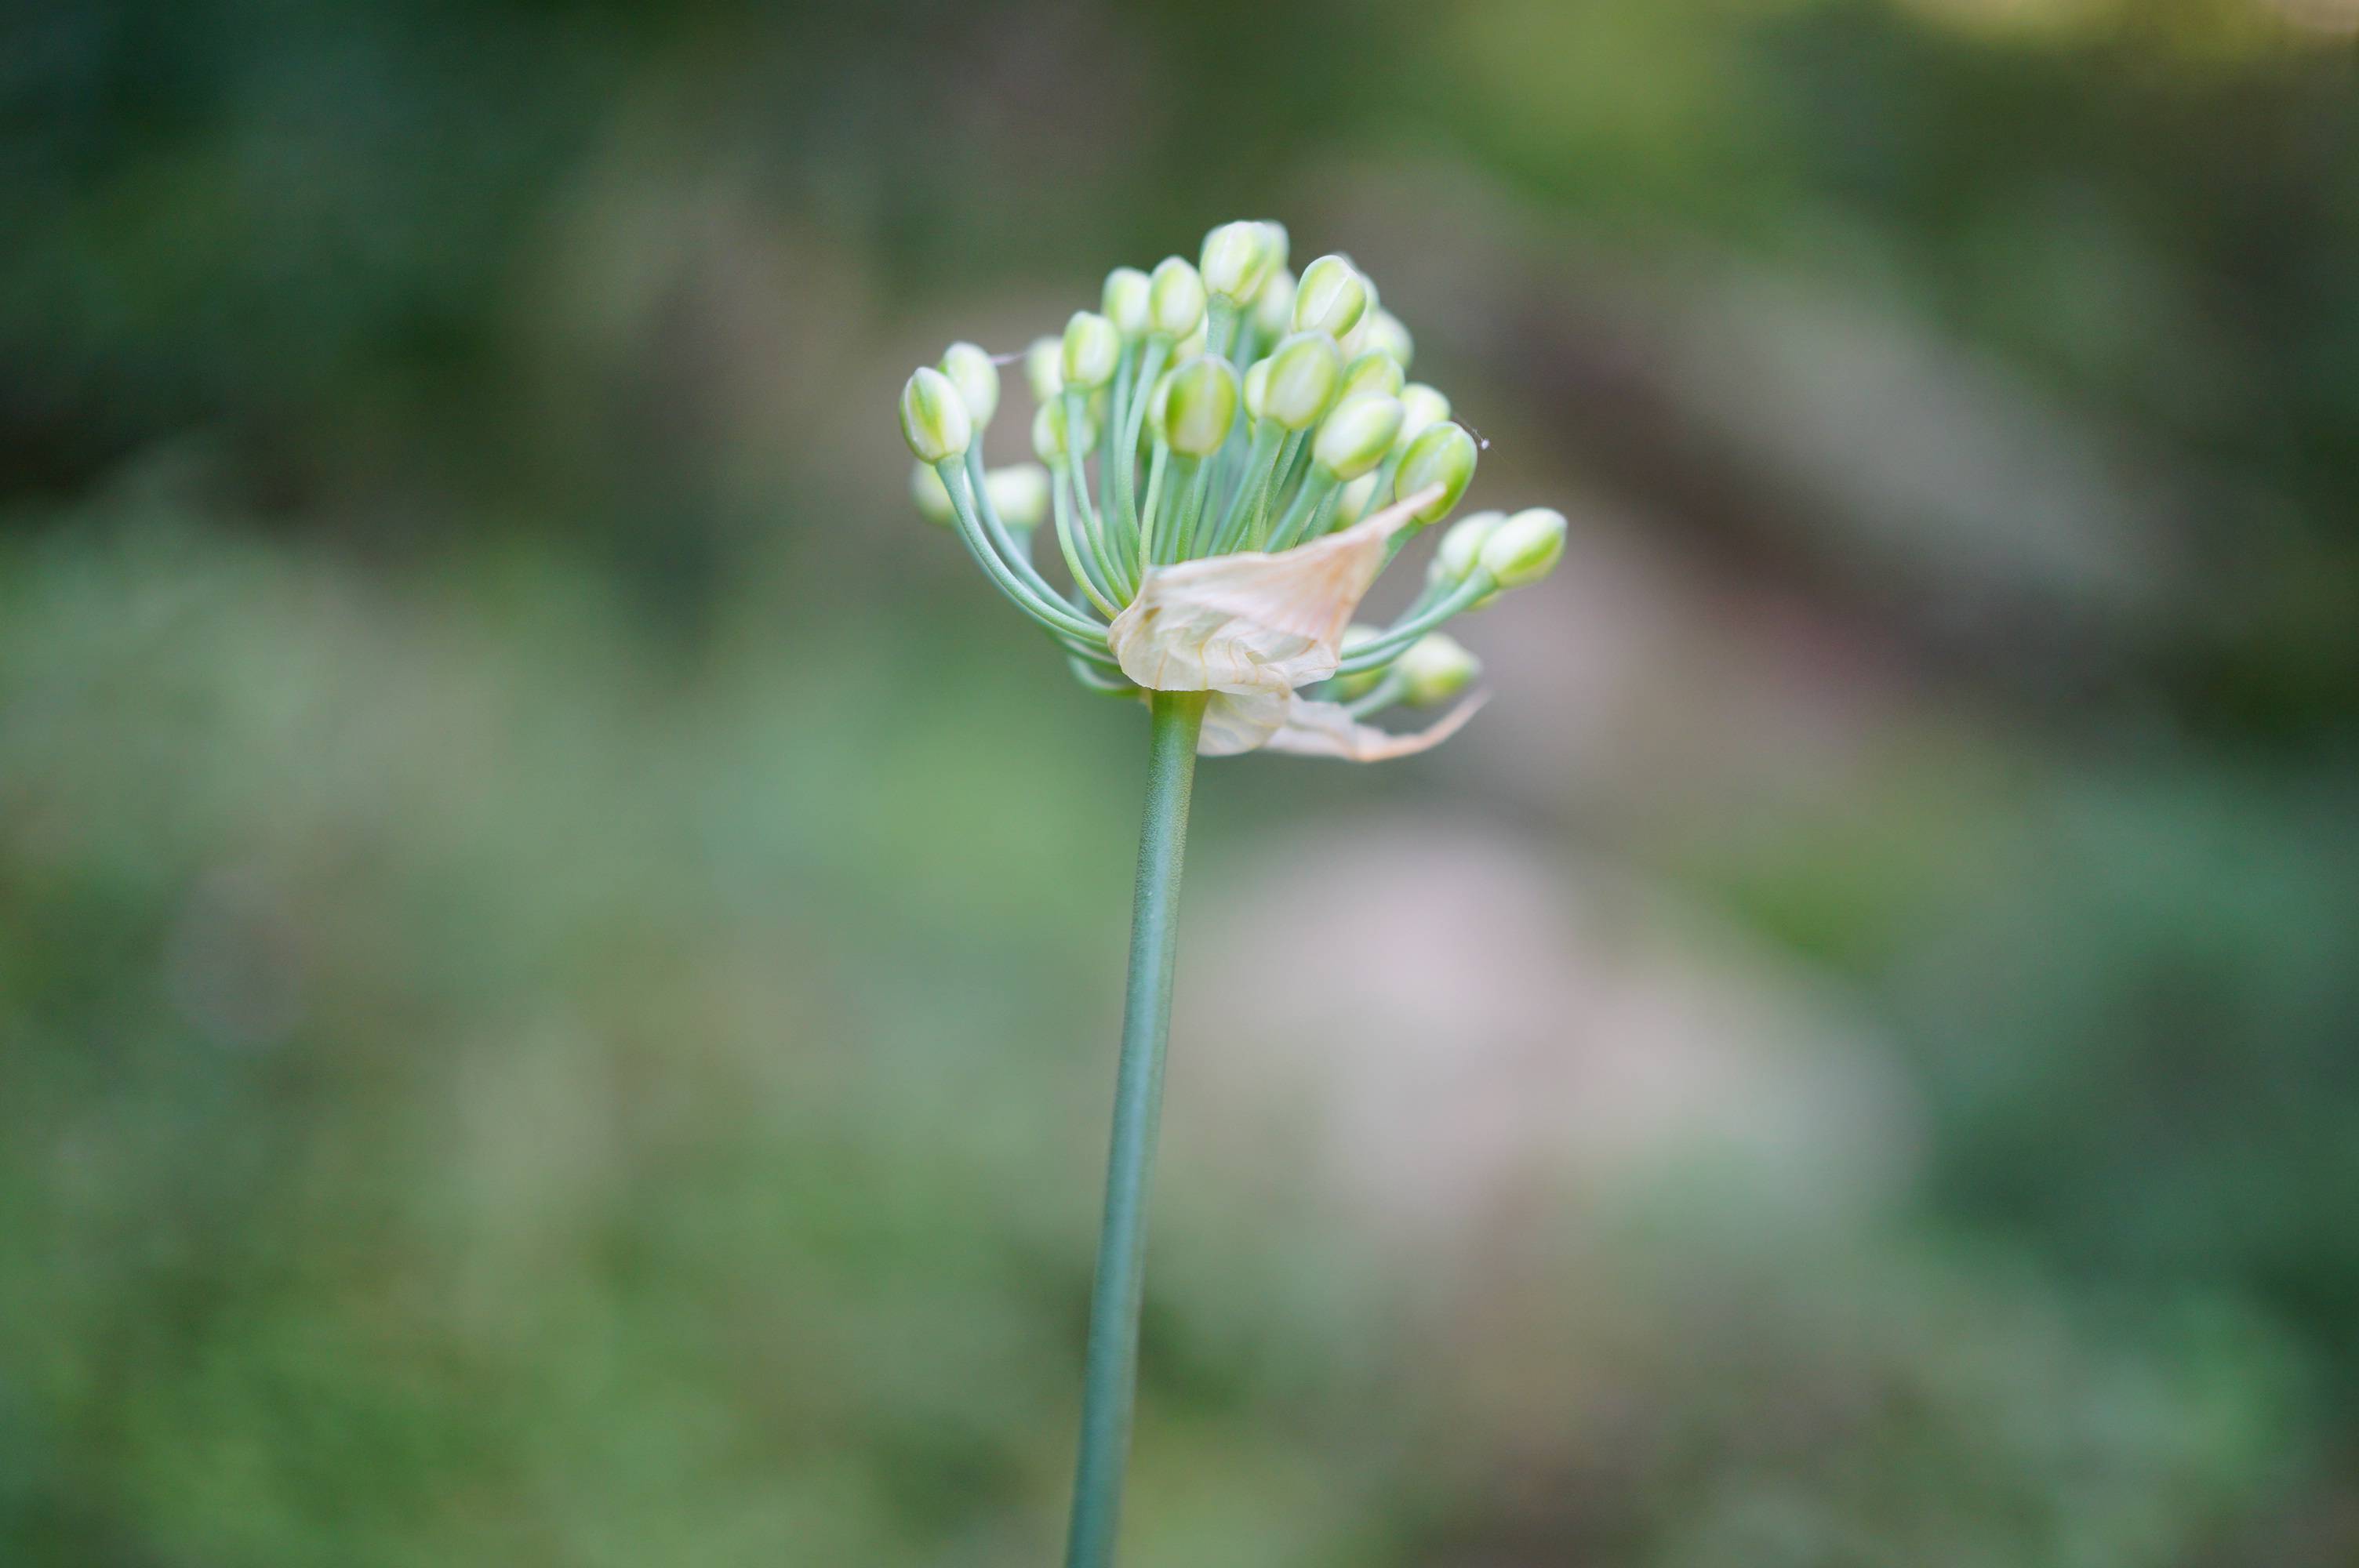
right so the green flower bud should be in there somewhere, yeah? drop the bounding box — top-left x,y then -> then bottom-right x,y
1336,272 -> 1383,359
911,460 -> 954,526
1259,221 -> 1290,277
900,366 -> 972,463
940,341 -> 999,428
1102,267 -> 1152,339
1033,398 -> 1098,462
1241,358 -> 1270,423
1312,392 -> 1404,481
1061,311 -> 1121,390
1395,383 -> 1451,446
1478,506 -> 1567,588
1148,256 -> 1207,339
985,463 -> 1051,529
1158,357 -> 1240,457
1024,336 -> 1063,404
1397,633 -> 1481,706
1331,624 -> 1387,699
1333,471 -> 1379,528
1432,510 -> 1505,586
1252,267 -> 1296,342
1174,318 -> 1209,363
1363,309 -> 1414,371
1392,421 -> 1478,524
1292,254 -> 1369,339
1340,350 -> 1405,401
1200,221 -> 1277,305
1262,332 -> 1342,430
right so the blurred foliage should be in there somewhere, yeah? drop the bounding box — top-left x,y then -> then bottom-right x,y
5,1 -> 2359,1564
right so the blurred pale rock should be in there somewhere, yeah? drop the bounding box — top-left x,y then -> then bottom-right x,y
1172,822 -> 1919,1248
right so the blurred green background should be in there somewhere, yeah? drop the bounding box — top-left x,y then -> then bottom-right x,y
5,1 -> 2358,1563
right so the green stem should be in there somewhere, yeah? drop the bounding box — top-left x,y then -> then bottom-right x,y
938,461 -> 1107,642
1332,571 -> 1493,675
1208,423 -> 1281,555
1064,389 -> 1118,579
1248,431 -> 1307,549
1265,470 -> 1337,553
1137,441 -> 1170,567
1115,339 -> 1169,554
1343,669 -> 1409,717
1053,467 -> 1124,619
1063,690 -> 1207,1568
1105,343 -> 1134,527
1172,457 -> 1214,561
1207,299 -> 1238,369
969,445 -> 1063,605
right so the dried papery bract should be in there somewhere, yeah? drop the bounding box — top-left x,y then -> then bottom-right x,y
1107,488 -> 1437,700
1260,687 -> 1488,758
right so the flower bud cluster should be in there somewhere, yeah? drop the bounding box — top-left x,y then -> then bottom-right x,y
895,218 -> 1568,729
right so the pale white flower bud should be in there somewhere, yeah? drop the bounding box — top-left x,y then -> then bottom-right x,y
1395,383 -> 1451,446
1158,357 -> 1240,457
1397,633 -> 1481,706
940,341 -> 1000,428
1392,422 -> 1477,524
1033,398 -> 1098,462
1262,332 -> 1342,430
985,463 -> 1051,529
1024,336 -> 1063,404
1339,350 -> 1405,401
1432,510 -> 1505,586
1292,254 -> 1369,339
1242,358 -> 1270,423
1061,311 -> 1121,389
1252,267 -> 1296,341
1478,507 -> 1567,588
1311,392 -> 1404,481
1102,267 -> 1152,339
1362,309 -> 1414,371
911,461 -> 954,526
1199,220 -> 1276,305
1336,272 -> 1383,358
1259,221 -> 1290,277
1333,472 -> 1379,528
900,366 -> 972,463
1148,256 -> 1207,339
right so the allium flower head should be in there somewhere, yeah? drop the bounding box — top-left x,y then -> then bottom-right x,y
896,220 -> 1566,758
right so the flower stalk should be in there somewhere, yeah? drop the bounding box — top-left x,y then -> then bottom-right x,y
1063,689 -> 1207,1568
